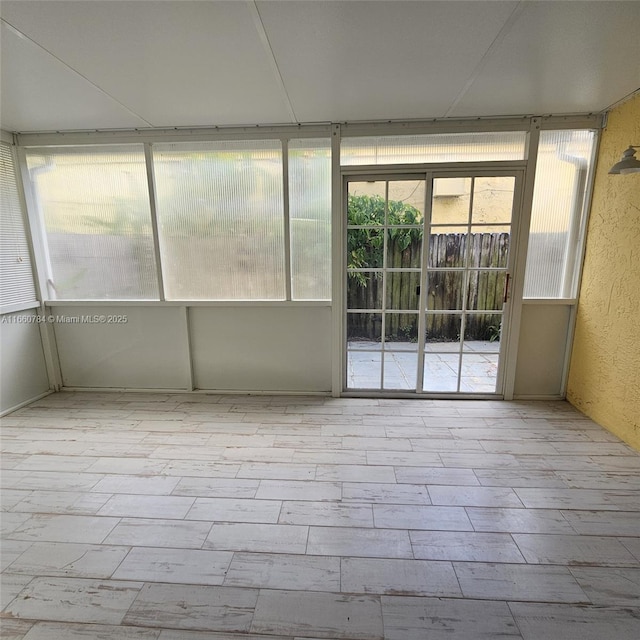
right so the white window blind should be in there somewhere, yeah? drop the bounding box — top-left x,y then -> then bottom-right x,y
0,143 -> 37,308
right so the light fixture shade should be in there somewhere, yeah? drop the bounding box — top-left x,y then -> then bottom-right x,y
609,146 -> 640,174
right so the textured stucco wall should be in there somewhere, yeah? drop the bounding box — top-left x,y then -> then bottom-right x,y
567,93 -> 640,449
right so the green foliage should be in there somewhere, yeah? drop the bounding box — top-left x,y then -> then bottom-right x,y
347,194 -> 423,283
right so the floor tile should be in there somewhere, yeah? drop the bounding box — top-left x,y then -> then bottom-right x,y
560,510 -> 640,536
237,463 -> 316,480
171,477 -> 259,498
1,540 -> 32,571
1,513 -> 32,536
366,451 -> 442,466
466,507 -> 575,534
514,487 -> 640,510
454,562 -> 589,602
186,497 -> 281,523
4,542 -> 129,579
373,505 -> 473,531
112,547 -> 233,585
342,437 -> 412,451
251,589 -> 383,640
6,515 -> 120,544
556,470 -> 640,490
569,567 -> 640,605
341,557 -> 461,596
293,450 -> 367,464
381,595 -> 522,639
512,533 -> 639,566
428,485 -> 524,507
473,468 -> 566,487
315,465 -> 396,483
255,480 -> 342,501
98,495 -> 195,519
342,482 -> 430,505
0,489 -> 30,510
307,526 -> 412,558
619,537 -> 640,560
410,531 -> 526,562
161,461 -> 240,478
224,552 -> 340,591
103,518 -> 212,549
280,502 -> 373,527
123,583 -> 258,632
10,490 -> 111,515
12,455 -> 98,472
0,574 -> 34,609
157,632 -> 286,640
204,523 -> 308,553
0,618 -> 34,640
509,602 -> 640,639
21,622 -> 159,639
91,476 -> 180,496
394,467 -> 479,486
85,458 -> 168,475
4,577 -> 142,624
2,470 -> 99,491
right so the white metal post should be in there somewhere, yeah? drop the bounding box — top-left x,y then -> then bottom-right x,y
143,143 -> 166,301
331,124 -> 343,396
15,146 -> 63,390
282,139 -> 292,301
502,118 -> 541,400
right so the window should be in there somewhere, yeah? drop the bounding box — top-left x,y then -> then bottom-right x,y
153,141 -> 285,300
24,145 -> 158,300
341,132 -> 527,165
1,143 -> 37,308
289,139 -> 331,300
523,130 -> 597,298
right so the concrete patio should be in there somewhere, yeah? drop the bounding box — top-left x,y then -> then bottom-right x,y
347,341 -> 500,393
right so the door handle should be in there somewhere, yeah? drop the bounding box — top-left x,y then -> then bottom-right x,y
503,273 -> 511,303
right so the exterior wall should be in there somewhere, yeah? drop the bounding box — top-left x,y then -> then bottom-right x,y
567,93 -> 640,449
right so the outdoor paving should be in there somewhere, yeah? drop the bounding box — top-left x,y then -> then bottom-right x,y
347,341 -> 500,393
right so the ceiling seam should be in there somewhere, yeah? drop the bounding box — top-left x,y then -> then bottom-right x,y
1,19 -> 153,128
443,1 -> 528,118
247,1 -> 298,123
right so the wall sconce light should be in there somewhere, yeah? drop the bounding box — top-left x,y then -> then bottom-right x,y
609,145 -> 640,174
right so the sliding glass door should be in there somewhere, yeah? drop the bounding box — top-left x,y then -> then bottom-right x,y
345,169 -> 522,396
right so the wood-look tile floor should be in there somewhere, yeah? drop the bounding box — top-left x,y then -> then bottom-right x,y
1,392 -> 639,639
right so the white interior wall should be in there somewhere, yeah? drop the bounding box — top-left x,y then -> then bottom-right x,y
50,304 -> 332,393
190,306 -> 332,392
513,303 -> 572,398
51,305 -> 190,389
0,308 -> 50,413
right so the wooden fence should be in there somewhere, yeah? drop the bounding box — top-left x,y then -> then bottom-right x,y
348,232 -> 509,342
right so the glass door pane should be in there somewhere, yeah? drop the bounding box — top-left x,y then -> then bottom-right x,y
423,175 -> 516,394
346,178 -> 424,390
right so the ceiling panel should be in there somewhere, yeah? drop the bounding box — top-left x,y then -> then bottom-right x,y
0,22 -> 149,132
1,1 -> 638,133
449,1 -> 640,117
257,0 -> 519,122
1,0 -> 293,128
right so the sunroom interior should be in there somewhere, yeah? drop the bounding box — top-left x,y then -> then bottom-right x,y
1,1 -> 640,638
2,0 -> 638,444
